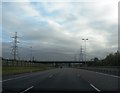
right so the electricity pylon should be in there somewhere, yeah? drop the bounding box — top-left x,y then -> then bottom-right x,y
9,32 -> 20,66
79,46 -> 84,61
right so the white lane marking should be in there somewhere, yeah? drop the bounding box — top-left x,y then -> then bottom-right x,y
95,72 -> 120,78
0,72 -> 56,82
0,74 -> 33,82
20,86 -> 34,93
90,84 -> 101,92
49,75 -> 53,78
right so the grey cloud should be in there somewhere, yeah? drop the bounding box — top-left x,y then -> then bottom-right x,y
2,42 -> 74,61
2,2 -> 118,61
89,20 -> 117,32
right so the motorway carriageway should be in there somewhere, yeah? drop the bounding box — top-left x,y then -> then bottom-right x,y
1,68 -> 120,93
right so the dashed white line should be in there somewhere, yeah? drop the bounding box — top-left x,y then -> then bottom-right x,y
20,86 -> 34,93
95,72 -> 120,78
90,84 -> 101,92
49,75 -> 53,78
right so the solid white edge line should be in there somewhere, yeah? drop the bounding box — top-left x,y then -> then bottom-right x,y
0,74 -> 33,82
90,84 -> 101,92
20,86 -> 34,93
1,72 -> 56,82
95,72 -> 120,78
81,69 -> 120,79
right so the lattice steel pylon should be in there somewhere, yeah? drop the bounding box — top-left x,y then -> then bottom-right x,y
9,32 -> 20,62
79,46 -> 84,61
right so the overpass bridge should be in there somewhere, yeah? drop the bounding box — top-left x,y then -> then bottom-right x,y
33,61 -> 94,64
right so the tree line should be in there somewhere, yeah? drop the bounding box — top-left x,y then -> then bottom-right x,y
92,51 -> 120,66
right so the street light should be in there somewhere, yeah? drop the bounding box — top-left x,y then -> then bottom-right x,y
82,38 -> 88,66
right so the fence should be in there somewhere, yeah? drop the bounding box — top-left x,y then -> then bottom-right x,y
2,59 -> 53,67
79,67 -> 120,76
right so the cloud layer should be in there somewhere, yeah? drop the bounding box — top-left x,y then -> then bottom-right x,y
2,0 -> 118,61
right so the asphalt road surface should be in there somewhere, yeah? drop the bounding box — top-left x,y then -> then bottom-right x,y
2,68 -> 120,93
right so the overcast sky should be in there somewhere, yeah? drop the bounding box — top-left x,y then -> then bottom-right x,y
1,0 -> 119,61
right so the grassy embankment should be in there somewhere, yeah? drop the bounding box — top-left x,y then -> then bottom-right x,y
2,66 -> 53,75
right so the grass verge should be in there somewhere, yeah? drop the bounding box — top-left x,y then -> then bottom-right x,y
2,66 -> 52,76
